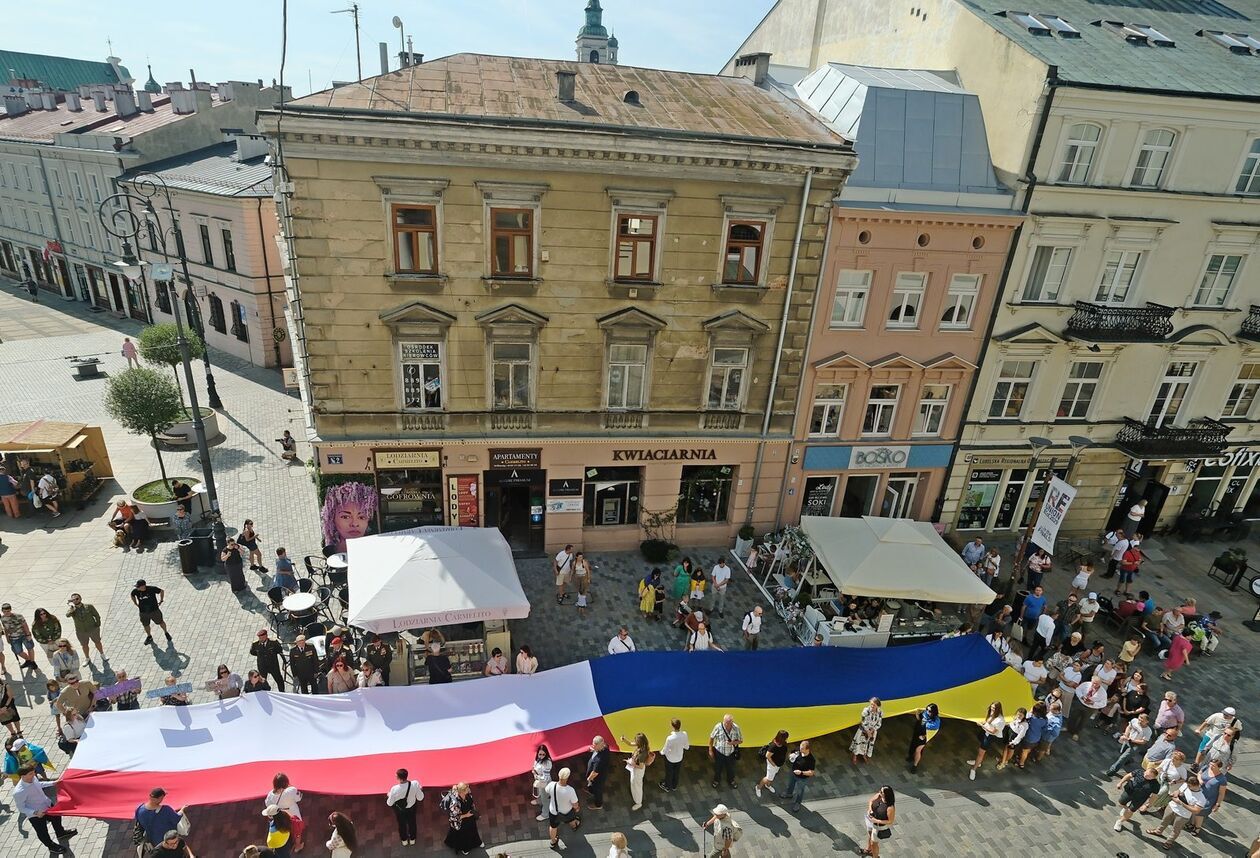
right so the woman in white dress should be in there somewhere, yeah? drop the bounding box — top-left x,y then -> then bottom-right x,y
850,697 -> 883,764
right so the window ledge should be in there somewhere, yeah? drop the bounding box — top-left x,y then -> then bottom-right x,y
1179,305 -> 1244,314
481,276 -> 542,294
606,278 -> 662,297
388,273 -> 448,292
712,282 -> 768,300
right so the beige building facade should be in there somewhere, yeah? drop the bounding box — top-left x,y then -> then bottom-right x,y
731,0 -> 1260,539
264,54 -> 855,555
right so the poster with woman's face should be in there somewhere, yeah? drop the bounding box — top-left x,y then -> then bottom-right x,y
318,476 -> 379,555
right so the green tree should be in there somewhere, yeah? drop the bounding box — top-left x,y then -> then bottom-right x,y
138,322 -> 204,405
103,367 -> 184,492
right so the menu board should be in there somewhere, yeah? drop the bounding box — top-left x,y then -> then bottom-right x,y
448,475 -> 479,526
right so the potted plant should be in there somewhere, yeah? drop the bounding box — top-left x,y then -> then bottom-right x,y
138,323 -> 220,440
104,367 -> 199,518
640,507 -> 678,563
735,523 -> 756,557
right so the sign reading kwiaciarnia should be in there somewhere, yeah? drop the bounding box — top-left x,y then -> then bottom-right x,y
1032,476 -> 1076,554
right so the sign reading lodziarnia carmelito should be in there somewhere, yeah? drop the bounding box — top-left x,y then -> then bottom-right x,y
612,449 -> 717,461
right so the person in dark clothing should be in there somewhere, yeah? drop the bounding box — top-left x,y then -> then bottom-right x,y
170,479 -> 193,515
585,736 -> 610,809
289,635 -> 320,695
250,629 -> 286,691
425,643 -> 452,684
321,637 -> 357,673
221,538 -> 248,593
365,635 -> 392,686
130,580 -> 171,644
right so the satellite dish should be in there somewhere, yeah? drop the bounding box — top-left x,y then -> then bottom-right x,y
392,15 -> 402,28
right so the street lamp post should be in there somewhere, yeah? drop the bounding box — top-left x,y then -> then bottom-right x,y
99,185 -> 228,554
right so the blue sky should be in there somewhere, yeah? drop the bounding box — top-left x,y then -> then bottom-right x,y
9,0 -> 772,96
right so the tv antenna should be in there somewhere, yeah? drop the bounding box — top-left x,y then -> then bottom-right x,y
332,3 -> 362,81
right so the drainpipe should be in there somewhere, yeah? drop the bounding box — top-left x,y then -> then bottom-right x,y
745,168 -> 814,525
773,204 -> 835,531
256,196 -> 283,369
931,66 -> 1059,523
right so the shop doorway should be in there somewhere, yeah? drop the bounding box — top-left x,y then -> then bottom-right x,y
484,469 -> 545,556
1108,465 -> 1169,535
107,273 -> 125,314
881,473 -> 918,518
839,475 -> 879,518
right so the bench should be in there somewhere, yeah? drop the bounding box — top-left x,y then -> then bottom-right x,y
70,358 -> 102,379
155,430 -> 190,446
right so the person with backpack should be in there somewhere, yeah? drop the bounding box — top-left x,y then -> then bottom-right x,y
755,729 -> 789,798
741,607 -> 763,650
1116,537 -> 1143,596
702,803 -> 741,858
385,768 -> 422,846
1102,528 -> 1129,580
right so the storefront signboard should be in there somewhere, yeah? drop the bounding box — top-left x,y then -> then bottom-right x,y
965,453 -> 1034,467
850,445 -> 911,468
490,449 -> 541,469
376,450 -> 440,469
548,479 -> 582,497
611,448 -> 717,461
1207,448 -> 1260,468
447,475 -> 479,527
546,497 -> 583,513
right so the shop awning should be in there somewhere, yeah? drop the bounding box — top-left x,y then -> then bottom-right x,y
800,515 -> 996,605
347,526 -> 530,633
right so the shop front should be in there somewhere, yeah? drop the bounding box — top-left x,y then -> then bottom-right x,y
794,443 -> 952,523
315,439 -> 782,554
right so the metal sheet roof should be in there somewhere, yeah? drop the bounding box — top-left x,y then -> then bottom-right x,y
964,0 -> 1260,96
285,53 -> 850,149
1,50 -> 127,90
120,142 -> 273,196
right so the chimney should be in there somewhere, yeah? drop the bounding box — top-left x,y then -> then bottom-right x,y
65,92 -> 82,112
191,81 -> 213,92
114,88 -> 137,117
92,91 -> 107,111
25,91 -> 42,110
40,92 -> 57,111
232,134 -> 270,161
136,90 -> 153,112
734,52 -> 772,86
379,42 -> 390,75
216,81 -> 235,101
3,95 -> 28,117
78,84 -> 91,98
556,70 -> 576,102
166,83 -> 196,114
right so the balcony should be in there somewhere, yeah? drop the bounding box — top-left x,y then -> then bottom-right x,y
701,411 -> 745,431
1065,301 -> 1174,342
603,411 -> 645,430
398,412 -> 447,433
489,411 -> 534,431
1115,417 -> 1232,458
1239,305 -> 1260,343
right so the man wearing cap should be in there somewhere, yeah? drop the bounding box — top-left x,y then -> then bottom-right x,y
14,764 -> 76,853
57,672 -> 97,717
65,594 -> 104,660
250,629 -> 286,692
1078,592 -> 1100,627
130,580 -> 172,645
135,788 -> 187,853
289,635 -> 320,695
703,803 -> 738,858
543,766 -> 580,848
322,632 -> 356,673
365,634 -> 393,686
1194,706 -> 1242,766
3,737 -> 53,782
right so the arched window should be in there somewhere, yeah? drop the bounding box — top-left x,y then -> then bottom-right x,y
1056,123 -> 1102,184
590,50 -> 600,63
1130,128 -> 1176,188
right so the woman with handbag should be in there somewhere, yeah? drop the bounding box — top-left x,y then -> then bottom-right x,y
441,782 -> 483,855
0,680 -> 22,737
860,785 -> 896,856
213,665 -> 243,700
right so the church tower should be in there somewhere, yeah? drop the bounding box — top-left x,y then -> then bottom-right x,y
576,0 -> 617,65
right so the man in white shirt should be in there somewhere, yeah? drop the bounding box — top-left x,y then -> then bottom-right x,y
553,545 -> 575,604
686,621 -> 720,651
607,626 -> 636,655
1032,608 -> 1058,660
1093,659 -> 1118,687
1058,660 -> 1083,718
659,718 -> 690,792
710,558 -> 732,618
1127,499 -> 1147,537
1077,592 -> 1100,626
385,767 -> 423,846
1145,774 -> 1206,847
544,767 -> 581,846
1021,658 -> 1049,691
1069,677 -> 1108,739
741,606 -> 763,650
37,472 -> 61,517
13,765 -> 76,852
1104,529 -> 1131,579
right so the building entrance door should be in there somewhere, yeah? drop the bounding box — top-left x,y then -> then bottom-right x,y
839,475 -> 879,518
484,469 -> 545,556
881,474 -> 918,518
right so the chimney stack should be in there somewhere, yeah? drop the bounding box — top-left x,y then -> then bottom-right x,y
556,70 -> 576,102
78,84 -> 91,98
25,91 -> 43,110
114,88 -> 137,117
40,92 -> 57,111
136,91 -> 153,112
65,92 -> 82,112
216,82 -> 235,101
734,52 -> 772,86
166,83 -> 196,114
3,95 -> 28,117
91,91 -> 107,111
379,42 -> 390,75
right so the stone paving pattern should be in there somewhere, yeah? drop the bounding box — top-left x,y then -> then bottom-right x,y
0,280 -> 1256,857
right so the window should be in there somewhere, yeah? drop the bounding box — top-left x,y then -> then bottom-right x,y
583,466 -> 641,527
221,229 -> 236,272
941,274 -> 980,329
809,385 -> 846,436
862,384 -> 900,436
722,221 -> 766,285
70,172 -> 83,201
50,170 -> 63,197
613,214 -> 657,281
830,270 -> 870,327
606,344 -> 647,410
155,282 -> 172,314
87,173 -> 102,204
1222,364 -> 1260,419
392,204 -> 438,274
491,341 -> 532,409
677,465 -> 733,524
400,342 -> 443,409
1057,123 -> 1101,184
230,301 -> 249,342
1057,361 -> 1103,418
989,360 -> 1035,418
913,384 -> 950,435
1095,250 -> 1141,304
887,272 -> 925,328
706,348 -> 748,410
198,224 -> 214,267
1022,246 -> 1072,302
489,208 -> 533,277
207,294 -> 226,333
1130,129 -> 1175,188
1193,254 -> 1242,307
1237,138 -> 1260,195
1148,361 -> 1197,427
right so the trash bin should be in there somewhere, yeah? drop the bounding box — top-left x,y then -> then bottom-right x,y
177,539 -> 198,575
190,527 -> 215,567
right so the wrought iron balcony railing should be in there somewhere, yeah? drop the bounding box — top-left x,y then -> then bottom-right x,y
603,411 -> 645,430
1065,301 -> 1174,342
1239,304 -> 1260,343
1115,417 -> 1232,458
701,411 -> 745,430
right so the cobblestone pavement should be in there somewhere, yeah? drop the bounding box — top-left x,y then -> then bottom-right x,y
0,281 -> 1256,857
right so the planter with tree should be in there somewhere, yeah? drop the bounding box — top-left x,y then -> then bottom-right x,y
734,523 -> 756,557
138,322 -> 220,441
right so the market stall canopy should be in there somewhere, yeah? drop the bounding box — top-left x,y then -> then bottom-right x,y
0,419 -> 91,449
800,515 -> 995,604
347,526 -> 530,633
